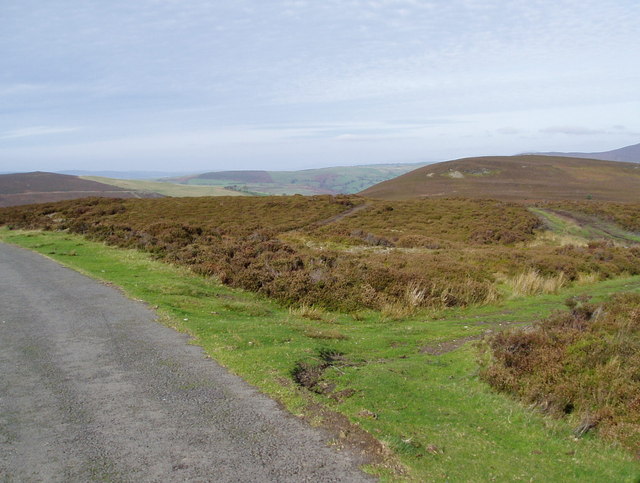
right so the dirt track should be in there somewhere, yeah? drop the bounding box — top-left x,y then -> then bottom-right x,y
0,243 -> 371,482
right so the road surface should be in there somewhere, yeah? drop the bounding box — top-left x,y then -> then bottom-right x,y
0,243 -> 371,482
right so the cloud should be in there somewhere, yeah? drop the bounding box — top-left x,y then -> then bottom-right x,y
496,127 -> 522,135
539,125 -> 640,137
539,126 -> 606,136
0,126 -> 80,140
1,1 -> 639,171
334,132 -> 415,142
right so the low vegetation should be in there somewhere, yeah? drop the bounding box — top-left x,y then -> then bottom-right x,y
360,155 -> 640,202
1,196 -> 639,313
538,201 -> 640,234
481,293 -> 640,453
3,160 -> 640,480
505,269 -> 567,296
3,228 -> 640,480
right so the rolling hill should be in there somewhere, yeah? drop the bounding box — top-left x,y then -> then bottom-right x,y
167,163 -> 430,195
536,141 -> 640,163
359,155 -> 640,202
0,171 -> 163,207
81,176 -> 246,198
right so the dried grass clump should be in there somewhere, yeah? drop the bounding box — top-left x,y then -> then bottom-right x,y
380,302 -> 415,321
405,281 -> 427,307
508,270 -> 567,296
481,293 -> 640,451
576,272 -> 599,285
290,303 -> 326,320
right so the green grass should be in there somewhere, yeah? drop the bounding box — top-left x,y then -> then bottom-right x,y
531,207 -> 640,245
181,163 -> 430,195
2,227 -> 639,481
81,176 -> 247,197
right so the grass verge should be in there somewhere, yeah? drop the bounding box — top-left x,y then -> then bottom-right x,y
2,228 -> 640,481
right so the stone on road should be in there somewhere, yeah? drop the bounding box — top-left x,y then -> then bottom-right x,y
0,243 -> 372,482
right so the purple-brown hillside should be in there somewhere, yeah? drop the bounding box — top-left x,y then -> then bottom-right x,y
0,171 -> 162,207
359,155 -> 640,202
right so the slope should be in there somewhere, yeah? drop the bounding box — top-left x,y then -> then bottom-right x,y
169,163 -> 430,195
81,176 -> 247,197
0,171 -> 163,207
359,155 -> 640,202
537,141 -> 640,163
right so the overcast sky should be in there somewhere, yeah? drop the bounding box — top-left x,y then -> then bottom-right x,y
1,0 -> 639,173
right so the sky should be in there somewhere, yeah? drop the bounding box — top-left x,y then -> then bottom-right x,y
1,0 -> 639,173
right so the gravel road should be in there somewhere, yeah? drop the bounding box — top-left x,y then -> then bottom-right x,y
0,243 -> 372,482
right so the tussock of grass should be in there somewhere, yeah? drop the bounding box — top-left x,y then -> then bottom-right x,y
303,327 -> 348,340
404,281 -> 426,307
507,270 -> 567,296
380,302 -> 415,321
290,303 -> 326,320
576,272 -> 600,285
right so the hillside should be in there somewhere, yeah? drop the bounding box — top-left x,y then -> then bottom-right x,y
537,141 -> 640,163
81,176 -> 246,197
360,155 -> 640,202
61,170 -> 193,179
168,163 -> 430,195
0,171 -> 163,207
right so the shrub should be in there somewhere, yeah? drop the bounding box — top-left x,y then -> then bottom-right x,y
481,293 -> 640,451
1,196 -> 639,313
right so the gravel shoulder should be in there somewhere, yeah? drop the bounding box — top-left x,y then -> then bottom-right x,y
0,242 -> 372,482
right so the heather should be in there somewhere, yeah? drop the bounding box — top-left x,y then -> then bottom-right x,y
1,196 -> 639,311
481,293 -> 640,452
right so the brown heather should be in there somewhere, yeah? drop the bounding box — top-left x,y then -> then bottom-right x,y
537,200 -> 640,233
360,155 -> 640,202
1,195 -> 639,311
481,293 -> 640,452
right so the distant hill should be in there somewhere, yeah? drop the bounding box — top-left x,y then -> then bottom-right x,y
0,172 -> 163,207
81,176 -> 246,198
536,142 -> 640,163
59,170 -> 194,179
359,155 -> 640,202
166,163 -> 431,195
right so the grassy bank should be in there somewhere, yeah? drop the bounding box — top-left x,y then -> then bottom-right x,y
2,228 -> 639,480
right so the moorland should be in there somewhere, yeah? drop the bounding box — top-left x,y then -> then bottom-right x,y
0,171 -> 162,207
2,153 -> 640,480
1,183 -> 640,480
0,163 -> 429,207
361,155 -> 640,201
